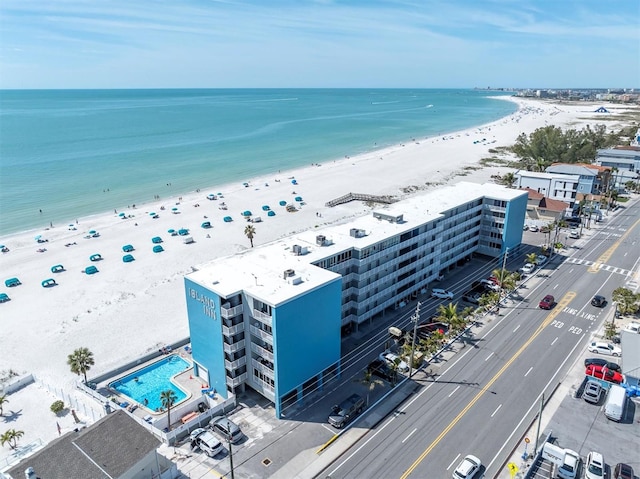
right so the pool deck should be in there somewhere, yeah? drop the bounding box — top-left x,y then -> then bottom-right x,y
94,351 -> 224,426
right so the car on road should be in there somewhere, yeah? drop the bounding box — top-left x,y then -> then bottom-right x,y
582,381 -> 604,404
585,451 -> 605,479
367,359 -> 395,381
539,294 -> 555,310
613,463 -> 634,479
520,263 -> 536,275
585,365 -> 623,384
431,288 -> 454,300
190,428 -> 224,457
588,341 -> 621,356
209,416 -> 243,444
379,352 -> 409,372
452,454 -> 482,479
584,358 -> 621,372
591,295 -> 606,307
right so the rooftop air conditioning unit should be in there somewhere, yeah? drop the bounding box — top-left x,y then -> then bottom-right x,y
350,228 -> 366,238
292,244 -> 302,255
316,235 -> 326,246
283,269 -> 295,279
287,275 -> 303,285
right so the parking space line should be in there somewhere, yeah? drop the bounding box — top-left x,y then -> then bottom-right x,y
402,428 -> 417,443
447,454 -> 461,471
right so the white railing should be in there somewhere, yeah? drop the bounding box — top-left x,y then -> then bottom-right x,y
252,308 -> 272,324
251,359 -> 274,378
250,343 -> 274,362
224,356 -> 247,370
223,339 -> 246,354
222,322 -> 245,336
250,325 -> 273,344
220,303 -> 243,319
226,372 -> 248,388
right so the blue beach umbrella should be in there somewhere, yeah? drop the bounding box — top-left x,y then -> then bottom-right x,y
119,212 -> 126,217
167,229 -> 175,234
89,230 -> 97,235
279,200 -> 287,206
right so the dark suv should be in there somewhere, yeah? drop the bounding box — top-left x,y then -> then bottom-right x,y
591,295 -> 606,307
367,359 -> 395,381
328,394 -> 364,428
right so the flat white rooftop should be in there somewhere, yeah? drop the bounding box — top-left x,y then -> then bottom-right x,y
187,182 -> 526,306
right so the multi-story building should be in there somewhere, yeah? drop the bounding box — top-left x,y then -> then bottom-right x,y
595,146 -> 640,190
184,182 -> 527,418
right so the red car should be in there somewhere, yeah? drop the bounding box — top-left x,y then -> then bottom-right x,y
585,364 -> 623,384
539,294 -> 555,310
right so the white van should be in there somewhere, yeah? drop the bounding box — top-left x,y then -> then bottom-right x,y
542,442 -> 580,479
604,384 -> 626,421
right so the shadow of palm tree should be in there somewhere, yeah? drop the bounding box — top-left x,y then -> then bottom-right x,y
2,409 -> 23,423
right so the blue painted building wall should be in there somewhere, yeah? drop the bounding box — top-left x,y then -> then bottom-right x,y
272,277 -> 342,417
184,278 -> 228,398
502,192 -> 527,253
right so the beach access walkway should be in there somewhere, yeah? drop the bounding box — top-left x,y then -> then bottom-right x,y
325,192 -> 396,207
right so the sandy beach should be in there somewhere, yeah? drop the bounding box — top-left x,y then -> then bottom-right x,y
0,96 -> 636,390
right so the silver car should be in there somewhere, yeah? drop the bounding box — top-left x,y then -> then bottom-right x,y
582,381 -> 603,404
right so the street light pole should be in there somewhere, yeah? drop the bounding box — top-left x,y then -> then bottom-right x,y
408,302 -> 421,378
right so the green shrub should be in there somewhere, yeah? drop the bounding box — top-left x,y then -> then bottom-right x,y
50,400 -> 65,414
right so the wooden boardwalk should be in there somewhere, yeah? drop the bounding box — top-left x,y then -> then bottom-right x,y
325,192 -> 396,207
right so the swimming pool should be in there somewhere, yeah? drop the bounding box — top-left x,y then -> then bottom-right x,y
109,355 -> 191,412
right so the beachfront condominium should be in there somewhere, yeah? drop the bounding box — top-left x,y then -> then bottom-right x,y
184,182 -> 527,418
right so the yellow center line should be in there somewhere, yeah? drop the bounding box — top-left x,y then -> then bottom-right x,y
401,292 -> 576,478
588,218 -> 640,273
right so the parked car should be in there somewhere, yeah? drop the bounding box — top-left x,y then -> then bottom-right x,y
536,255 -> 548,265
520,263 -> 536,275
612,463 -> 634,479
582,381 -> 604,404
209,416 -> 243,444
480,279 -> 500,291
569,229 -> 580,239
328,393 -> 365,428
584,358 -> 621,372
588,341 -> 621,356
539,294 -> 555,310
462,292 -> 481,305
529,225 -> 539,232
623,321 -> 640,333
585,365 -> 623,384
585,451 -> 605,479
452,454 -> 482,479
431,288 -> 454,300
591,295 -> 606,307
379,352 -> 409,372
367,359 -> 395,381
190,428 -> 224,457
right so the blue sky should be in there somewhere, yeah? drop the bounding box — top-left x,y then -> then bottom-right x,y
1,0 -> 638,89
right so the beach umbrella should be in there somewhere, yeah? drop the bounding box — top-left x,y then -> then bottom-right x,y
119,212 -> 125,217
89,230 -> 97,235
242,210 -> 252,216
268,210 -> 276,217
0,245 -> 5,249
34,235 -> 42,241
279,200 -> 287,206
262,205 -> 270,211
172,207 -> 178,211
149,212 -> 156,216
295,196 -> 303,202
167,229 -> 175,234
217,192 -> 223,196
178,228 -> 189,236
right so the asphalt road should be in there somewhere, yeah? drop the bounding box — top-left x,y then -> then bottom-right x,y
322,199 -> 639,479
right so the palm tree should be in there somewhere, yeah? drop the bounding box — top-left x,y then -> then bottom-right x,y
526,253 -> 538,265
160,389 -> 178,430
1,429 -> 24,450
499,172 -> 516,188
244,225 -> 256,248
67,347 -> 95,384
479,291 -> 500,312
0,394 -> 7,416
354,369 -> 385,404
436,302 -> 459,327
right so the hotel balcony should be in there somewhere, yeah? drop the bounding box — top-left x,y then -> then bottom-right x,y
222,321 -> 245,337
251,343 -> 274,363
221,303 -> 244,319
223,339 -> 245,355
225,356 -> 247,371
226,372 -> 248,388
250,324 -> 274,344
252,378 -> 275,401
252,309 -> 273,327
251,358 -> 274,379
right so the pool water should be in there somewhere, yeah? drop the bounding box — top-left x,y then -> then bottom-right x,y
109,355 -> 191,412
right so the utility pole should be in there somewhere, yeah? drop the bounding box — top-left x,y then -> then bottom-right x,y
533,393 -> 544,456
408,302 -> 421,378
499,247 -> 509,309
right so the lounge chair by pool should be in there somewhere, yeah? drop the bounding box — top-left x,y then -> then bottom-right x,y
85,266 -> 99,275
0,293 -> 10,303
123,254 -> 135,263
89,253 -> 102,262
51,264 -> 65,273
41,278 -> 57,288
152,236 -> 163,244
4,278 -> 21,287
153,245 -> 164,253
122,244 -> 134,252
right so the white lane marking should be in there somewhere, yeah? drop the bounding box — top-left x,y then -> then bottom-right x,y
486,352 -> 494,361
513,325 -> 520,333
551,337 -> 558,346
447,454 -> 461,471
402,428 -> 417,443
524,366 -> 533,377
491,404 -> 502,418
449,385 -> 460,398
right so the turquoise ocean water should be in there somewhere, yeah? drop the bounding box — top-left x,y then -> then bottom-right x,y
0,89 -> 516,236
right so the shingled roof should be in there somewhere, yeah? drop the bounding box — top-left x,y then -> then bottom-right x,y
6,410 -> 160,479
